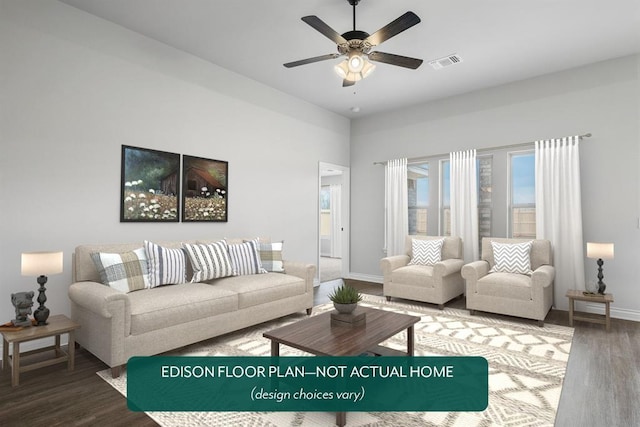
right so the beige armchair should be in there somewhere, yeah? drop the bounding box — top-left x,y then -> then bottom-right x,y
462,237 -> 555,326
380,236 -> 465,309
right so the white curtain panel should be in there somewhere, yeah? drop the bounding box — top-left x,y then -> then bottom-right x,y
384,158 -> 408,257
450,150 -> 479,262
329,184 -> 342,258
535,136 -> 585,310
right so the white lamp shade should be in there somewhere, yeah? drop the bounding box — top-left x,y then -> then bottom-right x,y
586,243 -> 614,260
21,251 -> 64,276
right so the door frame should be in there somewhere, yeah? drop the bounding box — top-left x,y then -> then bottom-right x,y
318,162 -> 350,284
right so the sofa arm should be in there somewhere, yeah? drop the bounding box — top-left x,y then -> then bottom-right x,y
68,281 -> 130,319
283,261 -> 316,292
461,260 -> 490,282
434,259 -> 464,277
380,255 -> 410,278
532,265 -> 555,288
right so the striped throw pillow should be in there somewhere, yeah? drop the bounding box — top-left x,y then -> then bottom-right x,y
144,241 -> 188,287
183,241 -> 233,282
228,239 -> 266,276
489,241 -> 533,275
90,247 -> 150,293
259,241 -> 284,273
409,238 -> 444,266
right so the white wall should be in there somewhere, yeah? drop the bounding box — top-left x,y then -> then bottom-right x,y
0,0 -> 350,332
350,54 -> 640,318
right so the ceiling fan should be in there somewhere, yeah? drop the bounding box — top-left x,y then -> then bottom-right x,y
284,0 -> 423,87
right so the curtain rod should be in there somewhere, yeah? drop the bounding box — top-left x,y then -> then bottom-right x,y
374,133 -> 592,165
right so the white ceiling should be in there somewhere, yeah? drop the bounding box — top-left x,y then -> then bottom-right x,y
59,0 -> 640,118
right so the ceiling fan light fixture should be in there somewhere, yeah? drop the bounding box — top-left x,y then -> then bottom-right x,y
347,51 -> 365,72
334,60 -> 349,78
336,56 -> 376,82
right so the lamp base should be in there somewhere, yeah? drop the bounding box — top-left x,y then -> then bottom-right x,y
597,281 -> 606,295
33,307 -> 49,326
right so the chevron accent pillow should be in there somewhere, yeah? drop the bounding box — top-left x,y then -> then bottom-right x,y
409,238 -> 444,266
489,241 -> 534,275
183,241 -> 234,282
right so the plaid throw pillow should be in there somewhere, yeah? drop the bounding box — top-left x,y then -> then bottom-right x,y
144,241 -> 188,287
183,241 -> 234,282
90,248 -> 150,293
409,238 -> 444,266
259,241 -> 284,273
489,241 -> 534,275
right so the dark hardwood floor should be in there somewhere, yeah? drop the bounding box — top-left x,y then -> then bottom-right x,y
1,279 -> 637,426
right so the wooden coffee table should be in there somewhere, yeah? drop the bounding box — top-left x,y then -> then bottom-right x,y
263,306 -> 420,426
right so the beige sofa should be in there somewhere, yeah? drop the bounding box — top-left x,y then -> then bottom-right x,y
462,237 -> 554,326
380,236 -> 465,309
68,239 -> 315,377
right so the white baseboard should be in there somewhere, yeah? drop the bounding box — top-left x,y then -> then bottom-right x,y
346,272 -> 383,284
579,301 -> 640,322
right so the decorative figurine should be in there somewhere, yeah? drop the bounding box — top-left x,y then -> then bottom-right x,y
11,291 -> 35,327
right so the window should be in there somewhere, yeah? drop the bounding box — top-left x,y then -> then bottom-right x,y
408,163 -> 429,234
320,186 -> 331,237
509,152 -> 536,238
440,157 -> 492,239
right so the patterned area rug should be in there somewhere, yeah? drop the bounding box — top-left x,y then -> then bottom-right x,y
98,295 -> 573,426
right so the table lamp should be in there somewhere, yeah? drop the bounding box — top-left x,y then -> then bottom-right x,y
586,242 -> 614,295
21,251 -> 63,326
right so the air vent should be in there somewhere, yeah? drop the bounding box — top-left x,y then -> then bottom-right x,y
429,54 -> 463,70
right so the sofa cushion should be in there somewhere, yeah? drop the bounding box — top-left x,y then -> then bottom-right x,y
144,241 -> 188,287
90,248 -> 150,293
391,265 -> 436,288
127,283 -> 238,335
183,241 -> 234,282
212,273 -> 304,309
489,240 -> 533,275
476,273 -> 532,301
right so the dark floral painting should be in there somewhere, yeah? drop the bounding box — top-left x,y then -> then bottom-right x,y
182,155 -> 228,222
120,145 -> 180,222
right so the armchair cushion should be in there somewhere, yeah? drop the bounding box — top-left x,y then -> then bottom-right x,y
489,240 -> 533,275
391,265 -> 436,288
408,238 -> 444,266
477,273 -> 533,301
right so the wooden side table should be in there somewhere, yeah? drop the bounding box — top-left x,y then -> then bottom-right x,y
565,289 -> 614,331
1,314 -> 80,386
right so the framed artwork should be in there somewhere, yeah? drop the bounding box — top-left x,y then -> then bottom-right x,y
120,145 -> 180,222
182,155 -> 228,222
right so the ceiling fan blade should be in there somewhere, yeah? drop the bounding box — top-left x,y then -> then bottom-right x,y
342,79 -> 356,87
364,11 -> 421,46
284,53 -> 341,68
301,16 -> 348,45
368,51 -> 423,69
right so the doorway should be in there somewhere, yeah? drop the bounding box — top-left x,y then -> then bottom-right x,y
318,162 -> 350,285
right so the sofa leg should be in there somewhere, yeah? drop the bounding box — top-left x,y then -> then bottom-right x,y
469,309 -> 475,315
306,308 -> 313,316
438,304 -> 444,310
385,296 -> 391,302
111,366 -> 122,378
537,320 -> 544,327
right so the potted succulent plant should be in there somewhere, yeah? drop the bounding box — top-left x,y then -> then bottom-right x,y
328,283 -> 363,314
